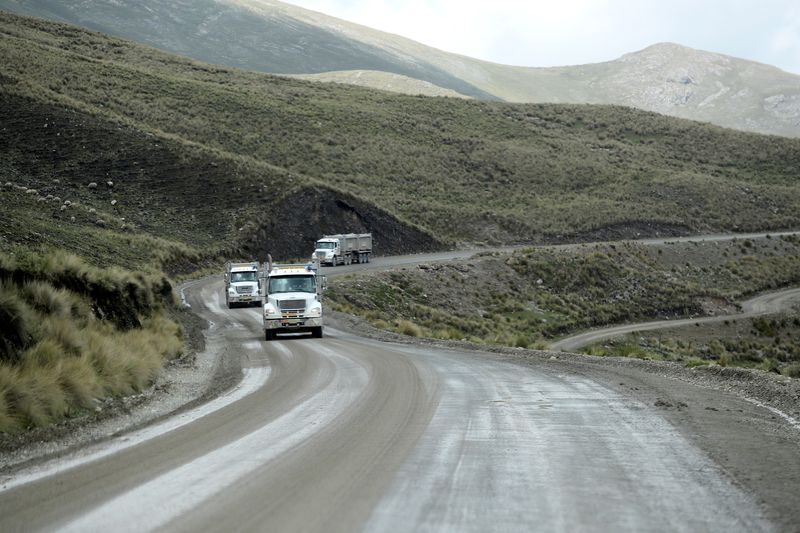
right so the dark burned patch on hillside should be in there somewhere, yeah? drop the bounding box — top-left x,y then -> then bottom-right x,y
243,187 -> 445,261
0,90 -> 444,265
0,91 -> 258,248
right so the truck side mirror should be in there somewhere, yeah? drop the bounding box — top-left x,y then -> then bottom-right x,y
321,276 -> 327,291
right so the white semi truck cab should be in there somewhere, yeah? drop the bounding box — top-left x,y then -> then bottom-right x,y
224,262 -> 261,308
262,262 -> 325,340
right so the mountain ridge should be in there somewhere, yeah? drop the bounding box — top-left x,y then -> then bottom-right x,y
2,0 -> 799,136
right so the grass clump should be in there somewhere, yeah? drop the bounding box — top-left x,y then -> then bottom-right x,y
0,251 -> 183,433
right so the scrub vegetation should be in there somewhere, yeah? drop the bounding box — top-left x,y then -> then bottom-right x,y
0,250 -> 182,432
328,235 -> 800,374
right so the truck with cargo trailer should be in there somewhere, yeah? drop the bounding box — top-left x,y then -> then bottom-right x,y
224,261 -> 261,308
262,259 -> 326,340
313,233 -> 372,266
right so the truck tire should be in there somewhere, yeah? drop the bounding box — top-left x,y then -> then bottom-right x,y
365,253 -> 370,263
265,330 -> 275,341
332,255 -> 337,266
312,327 -> 323,338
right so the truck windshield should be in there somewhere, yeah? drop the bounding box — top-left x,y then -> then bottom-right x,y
269,276 -> 315,293
230,272 -> 257,282
316,242 -> 335,249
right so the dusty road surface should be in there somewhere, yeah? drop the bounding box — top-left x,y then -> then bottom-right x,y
2,273 -> 797,532
552,287 -> 800,352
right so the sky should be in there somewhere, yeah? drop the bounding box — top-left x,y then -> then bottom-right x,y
282,0 -> 800,74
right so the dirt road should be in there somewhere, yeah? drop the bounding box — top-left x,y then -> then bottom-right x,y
551,287 -> 800,352
1,274 -> 797,531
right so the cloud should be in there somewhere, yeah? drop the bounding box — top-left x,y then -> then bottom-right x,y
769,6 -> 800,72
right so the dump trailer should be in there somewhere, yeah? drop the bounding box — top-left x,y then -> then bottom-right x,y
262,260 -> 326,340
224,261 -> 261,308
312,233 -> 372,266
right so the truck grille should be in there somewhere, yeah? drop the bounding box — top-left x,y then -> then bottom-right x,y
315,252 -> 326,259
235,286 -> 254,294
279,299 -> 305,311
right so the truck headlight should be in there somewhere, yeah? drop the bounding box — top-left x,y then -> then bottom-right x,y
264,304 -> 279,318
307,304 -> 322,318
228,287 -> 237,295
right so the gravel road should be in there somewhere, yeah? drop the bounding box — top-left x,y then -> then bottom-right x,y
1,275 -> 797,531
551,287 -> 800,351
0,232 -> 798,531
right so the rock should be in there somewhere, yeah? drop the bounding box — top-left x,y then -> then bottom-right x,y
63,200 -> 71,206
111,199 -> 117,206
88,182 -> 98,189
95,219 -> 106,227
25,188 -> 37,194
106,181 -> 114,188
88,208 -> 96,214
70,216 -> 75,222
53,196 -> 61,202
60,205 -> 67,211
3,182 -> 12,188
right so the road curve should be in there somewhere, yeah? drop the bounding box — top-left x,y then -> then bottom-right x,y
0,276 -> 776,532
551,287 -> 800,352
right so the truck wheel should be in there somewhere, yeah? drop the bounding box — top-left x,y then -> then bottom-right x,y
332,256 -> 337,266
365,253 -> 370,263
265,330 -> 275,341
312,327 -> 323,338
226,297 -> 232,309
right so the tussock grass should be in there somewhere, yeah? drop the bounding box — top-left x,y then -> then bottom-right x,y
395,320 -> 422,337
0,251 -> 183,433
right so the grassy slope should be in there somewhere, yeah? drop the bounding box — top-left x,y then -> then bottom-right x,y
2,12 -> 800,253
328,235 -> 800,375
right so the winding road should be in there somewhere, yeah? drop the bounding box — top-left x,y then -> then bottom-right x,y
0,232 -> 798,531
552,287 -> 800,352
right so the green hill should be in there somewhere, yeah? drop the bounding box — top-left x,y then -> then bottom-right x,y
2,11 -> 800,264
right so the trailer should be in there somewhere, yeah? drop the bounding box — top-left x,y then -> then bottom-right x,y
312,233 -> 372,266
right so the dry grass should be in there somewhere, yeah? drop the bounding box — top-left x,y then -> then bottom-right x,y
0,251 -> 184,433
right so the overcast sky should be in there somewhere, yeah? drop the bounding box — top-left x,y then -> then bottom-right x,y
282,0 -> 800,74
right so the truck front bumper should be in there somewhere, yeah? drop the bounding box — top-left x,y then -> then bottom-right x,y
229,295 -> 259,303
265,317 -> 323,331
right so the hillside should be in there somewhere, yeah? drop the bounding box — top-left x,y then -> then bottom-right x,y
2,11 -> 800,264
3,0 -> 799,137
291,70 -> 468,98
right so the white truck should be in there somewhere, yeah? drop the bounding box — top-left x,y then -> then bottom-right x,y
224,261 -> 261,308
313,233 -> 372,266
261,260 -> 326,340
